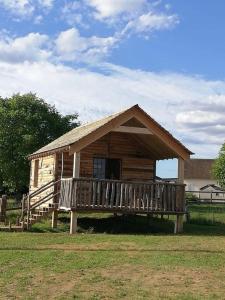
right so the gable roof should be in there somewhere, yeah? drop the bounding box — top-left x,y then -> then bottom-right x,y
200,184 -> 224,191
29,104 -> 193,160
184,159 -> 215,180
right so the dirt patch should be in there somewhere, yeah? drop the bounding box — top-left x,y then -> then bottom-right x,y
4,265 -> 225,300
100,265 -> 225,299
40,241 -> 138,251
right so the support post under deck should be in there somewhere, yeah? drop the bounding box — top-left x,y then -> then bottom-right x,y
70,211 -> 77,234
174,214 -> 184,234
51,210 -> 58,229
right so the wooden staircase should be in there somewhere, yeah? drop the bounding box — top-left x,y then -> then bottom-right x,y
21,202 -> 59,228
19,179 -> 61,230
0,180 -> 60,232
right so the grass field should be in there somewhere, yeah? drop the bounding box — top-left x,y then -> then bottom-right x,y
1,206 -> 225,300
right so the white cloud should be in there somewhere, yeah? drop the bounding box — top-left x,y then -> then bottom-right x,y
61,2 -> 86,27
0,60 -> 224,158
121,12 -> 179,36
0,0 -> 54,18
86,0 -> 147,20
0,0 -> 34,17
38,0 -> 54,9
55,28 -> 118,62
0,33 -> 50,63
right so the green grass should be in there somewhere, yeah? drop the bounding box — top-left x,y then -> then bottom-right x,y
1,206 -> 225,299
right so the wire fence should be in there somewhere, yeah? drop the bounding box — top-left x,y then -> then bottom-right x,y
186,191 -> 225,225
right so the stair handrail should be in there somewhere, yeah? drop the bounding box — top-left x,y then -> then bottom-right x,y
21,179 -> 61,228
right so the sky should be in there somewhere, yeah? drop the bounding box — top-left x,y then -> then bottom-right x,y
0,0 -> 224,177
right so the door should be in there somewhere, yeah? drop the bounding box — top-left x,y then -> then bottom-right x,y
93,158 -> 121,180
107,159 -> 121,180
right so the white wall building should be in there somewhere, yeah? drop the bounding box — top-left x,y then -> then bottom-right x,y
184,159 -> 225,200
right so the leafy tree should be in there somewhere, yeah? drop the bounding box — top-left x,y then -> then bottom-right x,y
0,93 -> 79,194
213,143 -> 225,189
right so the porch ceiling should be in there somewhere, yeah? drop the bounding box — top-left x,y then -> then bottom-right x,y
128,133 -> 178,160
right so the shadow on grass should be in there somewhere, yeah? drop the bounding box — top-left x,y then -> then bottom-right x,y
29,213 -> 225,236
77,215 -> 175,234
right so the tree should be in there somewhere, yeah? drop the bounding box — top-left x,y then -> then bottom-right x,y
0,93 -> 79,194
213,143 -> 225,189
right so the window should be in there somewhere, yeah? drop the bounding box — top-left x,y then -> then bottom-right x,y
33,159 -> 39,187
93,158 -> 121,180
93,158 -> 106,179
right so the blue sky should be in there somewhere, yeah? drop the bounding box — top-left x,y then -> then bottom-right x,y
0,0 -> 224,177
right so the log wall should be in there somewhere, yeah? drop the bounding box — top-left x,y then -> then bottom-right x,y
29,155 -> 56,206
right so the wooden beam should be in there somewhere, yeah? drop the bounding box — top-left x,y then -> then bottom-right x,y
178,157 -> 184,184
113,126 -> 152,135
70,211 -> 77,234
134,109 -> 191,160
73,152 -> 80,178
69,109 -> 135,154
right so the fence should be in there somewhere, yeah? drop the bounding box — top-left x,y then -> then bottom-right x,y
186,190 -> 225,225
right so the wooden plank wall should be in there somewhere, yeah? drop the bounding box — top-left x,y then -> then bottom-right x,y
57,152 -> 73,179
79,132 -> 155,182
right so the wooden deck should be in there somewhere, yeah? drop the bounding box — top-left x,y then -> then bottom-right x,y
59,178 -> 186,214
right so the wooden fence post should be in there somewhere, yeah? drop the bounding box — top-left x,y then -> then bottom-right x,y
0,195 -> 7,222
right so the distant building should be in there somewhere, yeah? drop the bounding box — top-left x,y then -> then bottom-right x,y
184,159 -> 217,191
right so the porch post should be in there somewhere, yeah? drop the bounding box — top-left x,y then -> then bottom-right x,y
73,152 -> 80,178
70,152 -> 80,234
70,211 -> 77,234
178,157 -> 184,184
174,157 -> 185,234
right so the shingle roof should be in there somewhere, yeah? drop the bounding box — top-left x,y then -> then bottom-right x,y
184,159 -> 215,180
30,108 -> 126,157
29,104 -> 193,159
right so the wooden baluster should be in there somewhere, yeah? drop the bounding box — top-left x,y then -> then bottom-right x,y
106,182 -> 110,208
155,184 -> 159,211
150,184 -> 154,211
115,183 -> 120,209
128,184 -> 132,210
76,180 -> 80,208
88,180 -> 92,208
145,185 -> 149,212
143,184 -> 147,211
101,181 -> 106,208
163,185 -> 167,212
120,183 -> 124,208
167,185 -> 170,211
92,181 -> 97,206
81,181 -> 85,207
110,182 -> 115,208
132,183 -> 137,210
97,181 -> 101,207
125,184 -> 130,209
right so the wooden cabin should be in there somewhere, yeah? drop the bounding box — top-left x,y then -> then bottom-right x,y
27,104 -> 193,234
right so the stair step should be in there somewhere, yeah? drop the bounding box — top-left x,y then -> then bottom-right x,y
48,203 -> 58,208
31,214 -> 41,219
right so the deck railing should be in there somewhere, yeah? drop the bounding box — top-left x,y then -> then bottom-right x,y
59,178 -> 185,213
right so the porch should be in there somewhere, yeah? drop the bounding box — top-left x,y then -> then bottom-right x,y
58,177 -> 186,234
59,178 -> 185,213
